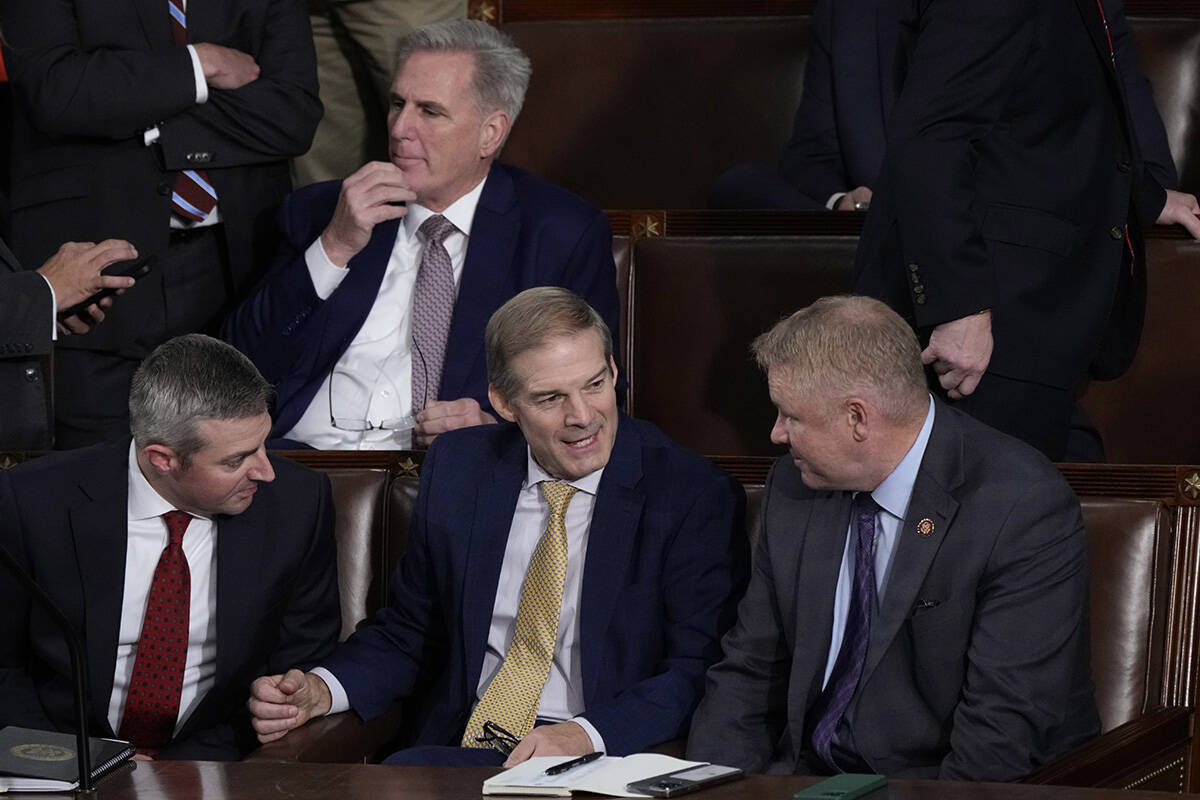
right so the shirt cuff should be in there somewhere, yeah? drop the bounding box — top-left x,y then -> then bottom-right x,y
826,192 -> 846,211
186,44 -> 209,104
39,273 -> 58,342
309,667 -> 350,715
306,237 -> 352,300
570,716 -> 606,754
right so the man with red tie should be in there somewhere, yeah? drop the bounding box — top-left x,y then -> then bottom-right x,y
0,0 -> 321,448
0,334 -> 340,760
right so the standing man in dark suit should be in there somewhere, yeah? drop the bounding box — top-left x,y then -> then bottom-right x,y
223,20 -> 619,450
852,0 -> 1200,462
0,335 -> 340,760
712,0 -> 1191,220
688,296 -> 1097,779
0,0 -> 322,448
0,237 -> 137,450
248,288 -> 744,766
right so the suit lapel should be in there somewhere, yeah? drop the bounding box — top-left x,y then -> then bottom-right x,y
71,443 -> 133,733
1072,0 -> 1123,93
440,164 -> 520,402
787,489 -> 852,746
133,0 -> 172,50
579,419 -> 643,701
860,406 -> 962,685
460,431 -> 526,701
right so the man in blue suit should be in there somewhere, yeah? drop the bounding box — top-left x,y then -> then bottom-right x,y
224,20 -> 619,450
247,288 -> 745,765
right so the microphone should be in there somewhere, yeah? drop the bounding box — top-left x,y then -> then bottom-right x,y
0,541 -> 96,794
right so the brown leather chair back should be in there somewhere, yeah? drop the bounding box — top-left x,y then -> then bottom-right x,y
1079,497 -> 1174,732
613,234 -> 632,386
627,235 -> 854,455
501,18 -> 810,208
323,468 -> 391,640
1132,18 -> 1200,192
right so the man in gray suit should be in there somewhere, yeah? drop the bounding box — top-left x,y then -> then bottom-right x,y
687,295 -> 1097,779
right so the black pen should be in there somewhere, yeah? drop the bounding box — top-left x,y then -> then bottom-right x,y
544,751 -> 603,775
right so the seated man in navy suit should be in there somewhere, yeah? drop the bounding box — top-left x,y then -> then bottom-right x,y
224,20 -> 619,450
248,288 -> 745,765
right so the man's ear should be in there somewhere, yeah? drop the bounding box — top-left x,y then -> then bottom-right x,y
608,356 -> 619,387
488,384 -> 518,423
478,109 -> 510,159
142,444 -> 180,475
846,397 -> 870,442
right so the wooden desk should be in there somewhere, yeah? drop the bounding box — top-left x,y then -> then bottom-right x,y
72,762 -> 1200,800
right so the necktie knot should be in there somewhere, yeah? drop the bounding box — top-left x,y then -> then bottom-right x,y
419,214 -> 456,246
162,510 -> 192,547
852,492 -> 880,553
539,481 -> 578,519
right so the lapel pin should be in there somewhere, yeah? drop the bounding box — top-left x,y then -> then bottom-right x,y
916,518 -> 935,537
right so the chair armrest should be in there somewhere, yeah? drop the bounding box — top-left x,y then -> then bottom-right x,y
1024,706 -> 1192,787
243,705 -> 405,764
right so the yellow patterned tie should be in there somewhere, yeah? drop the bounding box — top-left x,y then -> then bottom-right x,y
462,481 -> 578,748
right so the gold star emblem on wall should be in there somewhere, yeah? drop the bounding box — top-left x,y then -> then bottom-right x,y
471,1 -> 498,23
1183,471 -> 1200,500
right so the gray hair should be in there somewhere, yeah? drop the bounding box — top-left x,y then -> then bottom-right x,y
752,295 -> 927,423
395,19 -> 531,127
486,287 -> 613,401
129,334 -> 273,462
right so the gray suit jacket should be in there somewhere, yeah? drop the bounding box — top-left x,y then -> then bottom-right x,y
688,402 -> 1098,779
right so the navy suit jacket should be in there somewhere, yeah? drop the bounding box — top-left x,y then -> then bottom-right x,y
853,0 -> 1165,387
771,0 -> 1175,210
0,442 -> 341,760
688,402 -> 1097,779
0,0 -> 320,357
320,415 -> 746,754
0,238 -> 52,450
223,161 -> 620,442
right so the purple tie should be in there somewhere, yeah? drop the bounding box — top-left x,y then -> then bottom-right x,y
411,215 -> 457,412
808,492 -> 880,772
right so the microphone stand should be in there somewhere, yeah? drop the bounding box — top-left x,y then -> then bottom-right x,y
0,542 -> 95,795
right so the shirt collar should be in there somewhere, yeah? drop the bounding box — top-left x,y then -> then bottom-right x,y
523,446 -> 604,497
870,395 -> 936,520
403,174 -> 488,241
126,440 -> 211,522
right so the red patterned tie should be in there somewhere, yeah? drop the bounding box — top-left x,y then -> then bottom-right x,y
168,0 -> 218,222
118,510 -> 192,753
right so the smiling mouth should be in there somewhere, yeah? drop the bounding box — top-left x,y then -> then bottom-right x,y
564,431 -> 599,451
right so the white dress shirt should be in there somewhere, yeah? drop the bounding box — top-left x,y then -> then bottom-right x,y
317,448 -> 607,752
107,442 -> 219,737
283,177 -> 486,449
821,396 -> 936,687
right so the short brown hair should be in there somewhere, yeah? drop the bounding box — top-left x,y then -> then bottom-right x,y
752,295 -> 927,423
486,287 -> 613,400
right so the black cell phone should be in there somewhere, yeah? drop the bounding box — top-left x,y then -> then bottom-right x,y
793,773 -> 887,800
626,764 -> 743,797
64,255 -> 155,314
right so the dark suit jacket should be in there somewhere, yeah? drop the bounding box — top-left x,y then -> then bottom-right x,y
0,238 -> 52,450
0,0 -> 320,358
223,161 -> 621,442
688,402 -> 1097,779
852,0 -> 1165,387
773,0 -> 1174,211
320,414 -> 746,754
0,442 -> 341,760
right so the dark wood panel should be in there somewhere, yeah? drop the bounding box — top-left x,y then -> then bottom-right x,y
470,0 -> 1199,21
86,761 -> 1200,799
